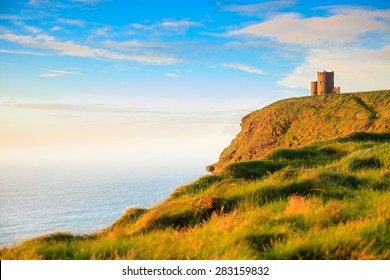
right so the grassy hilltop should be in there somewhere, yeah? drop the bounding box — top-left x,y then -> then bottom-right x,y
208,90 -> 390,173
1,91 -> 389,260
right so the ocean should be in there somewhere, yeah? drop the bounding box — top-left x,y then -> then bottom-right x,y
0,162 -> 203,247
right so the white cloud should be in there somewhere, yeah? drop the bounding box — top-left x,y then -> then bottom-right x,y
94,26 -> 111,36
129,23 -> 145,29
127,18 -> 203,35
0,48 -> 47,56
29,0 -> 103,6
70,0 -> 103,3
24,25 -> 42,34
222,63 -> 266,75
51,26 -> 61,31
165,73 -> 177,77
27,0 -> 48,6
0,33 -> 179,65
102,40 -> 167,49
278,45 -> 390,92
38,69 -> 82,78
222,0 -> 296,16
27,0 -> 69,9
159,19 -> 203,29
229,9 -> 390,44
38,73 -> 65,78
44,69 -> 81,75
0,14 -> 29,20
57,18 -> 85,27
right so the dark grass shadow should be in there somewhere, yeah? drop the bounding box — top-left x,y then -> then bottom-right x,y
245,233 -> 286,253
36,232 -> 94,242
110,208 -> 147,228
348,157 -> 383,171
170,175 -> 224,198
223,161 -> 286,180
141,196 -> 235,232
335,132 -> 390,143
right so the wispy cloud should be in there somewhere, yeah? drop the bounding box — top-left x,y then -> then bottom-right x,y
70,0 -> 105,3
229,9 -> 390,44
159,19 -> 203,29
27,0 -> 69,9
0,32 -> 179,64
0,14 -> 30,20
0,101 -> 247,126
128,18 -> 203,35
28,0 -> 103,7
94,26 -> 111,36
0,103 -> 132,113
38,73 -> 66,78
102,40 -> 168,49
51,26 -> 61,31
38,69 -> 82,78
24,25 -> 42,34
221,0 -> 296,16
0,48 -> 48,56
222,63 -> 266,75
57,18 -> 85,27
165,72 -> 177,77
130,19 -> 203,30
27,0 -> 48,5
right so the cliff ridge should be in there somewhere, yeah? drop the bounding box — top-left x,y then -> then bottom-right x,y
208,90 -> 390,174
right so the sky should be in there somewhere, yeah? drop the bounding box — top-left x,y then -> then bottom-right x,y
0,0 -> 389,170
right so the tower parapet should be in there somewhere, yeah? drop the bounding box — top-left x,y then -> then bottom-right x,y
310,71 -> 340,95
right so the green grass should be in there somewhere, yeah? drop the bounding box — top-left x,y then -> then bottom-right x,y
1,132 -> 389,260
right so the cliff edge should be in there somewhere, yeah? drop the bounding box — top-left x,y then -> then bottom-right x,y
207,90 -> 390,174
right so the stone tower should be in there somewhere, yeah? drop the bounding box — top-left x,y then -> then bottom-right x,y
311,71 -> 340,96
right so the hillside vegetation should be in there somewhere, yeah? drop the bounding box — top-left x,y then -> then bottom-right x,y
1,90 -> 389,260
1,132 -> 389,259
208,90 -> 390,173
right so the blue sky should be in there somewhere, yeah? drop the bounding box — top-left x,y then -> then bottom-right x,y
0,0 -> 389,170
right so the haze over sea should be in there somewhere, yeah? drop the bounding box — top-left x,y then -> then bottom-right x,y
0,160 -> 204,247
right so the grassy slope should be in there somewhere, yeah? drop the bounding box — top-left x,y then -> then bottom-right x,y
1,132 -> 389,260
209,90 -> 390,173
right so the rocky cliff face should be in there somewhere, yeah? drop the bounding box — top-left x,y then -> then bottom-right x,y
207,90 -> 390,174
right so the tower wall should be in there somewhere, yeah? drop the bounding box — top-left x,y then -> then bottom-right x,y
311,81 -> 318,96
317,71 -> 326,95
316,71 -> 334,95
325,71 -> 334,93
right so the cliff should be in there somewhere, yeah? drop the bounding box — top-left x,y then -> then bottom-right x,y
208,90 -> 390,174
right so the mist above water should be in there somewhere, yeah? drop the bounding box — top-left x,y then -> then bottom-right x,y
0,158 -> 206,247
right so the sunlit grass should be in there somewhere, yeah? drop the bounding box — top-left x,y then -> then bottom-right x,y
1,133 -> 389,259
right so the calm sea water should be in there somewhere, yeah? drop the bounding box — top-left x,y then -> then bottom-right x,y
0,163 -> 203,247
